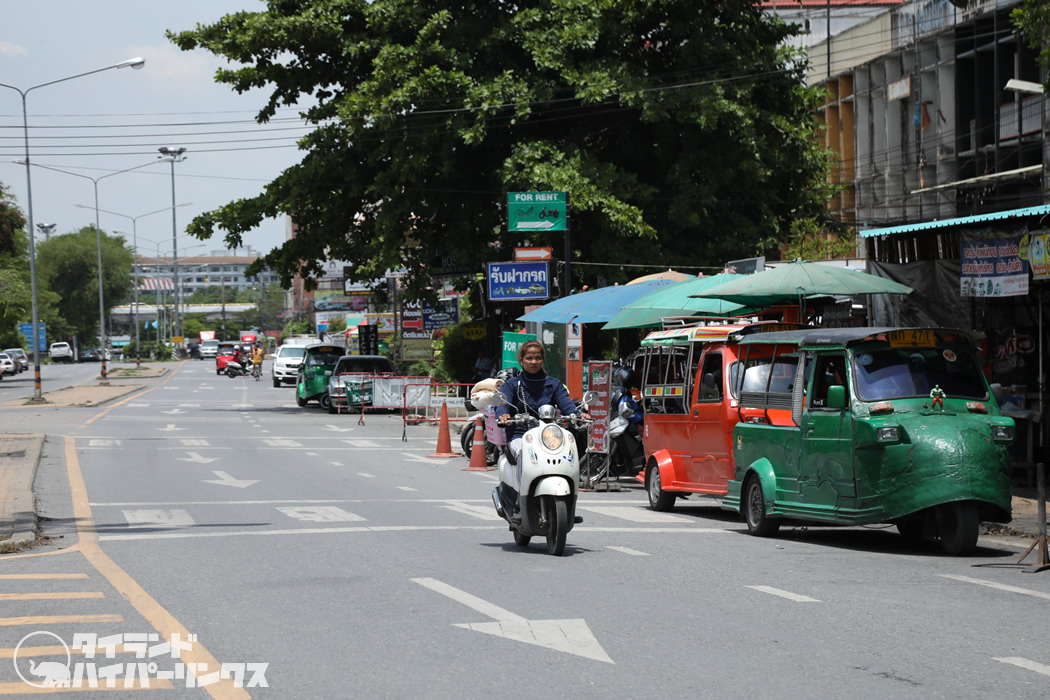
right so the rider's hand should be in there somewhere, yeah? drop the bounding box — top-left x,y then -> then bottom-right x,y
497,415 -> 509,425
577,412 -> 591,421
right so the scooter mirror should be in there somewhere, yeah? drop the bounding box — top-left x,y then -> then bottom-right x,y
489,392 -> 508,406
581,390 -> 599,406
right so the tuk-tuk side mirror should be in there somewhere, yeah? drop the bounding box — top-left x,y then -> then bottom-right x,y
989,382 -> 1004,403
827,385 -> 847,410
325,370 -> 333,377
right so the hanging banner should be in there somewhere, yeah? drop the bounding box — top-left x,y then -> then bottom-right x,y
1022,230 -> 1050,279
959,225 -> 1029,298
587,361 -> 612,455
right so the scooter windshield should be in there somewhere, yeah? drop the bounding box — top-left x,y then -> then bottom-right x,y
852,347 -> 988,402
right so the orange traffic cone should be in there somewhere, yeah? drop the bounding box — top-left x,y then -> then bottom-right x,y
428,401 -> 460,458
464,414 -> 494,471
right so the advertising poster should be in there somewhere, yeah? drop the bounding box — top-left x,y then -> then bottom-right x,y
423,299 -> 459,330
1025,230 -> 1050,279
487,262 -> 550,302
314,290 -> 370,312
587,361 -> 611,455
959,225 -> 1029,298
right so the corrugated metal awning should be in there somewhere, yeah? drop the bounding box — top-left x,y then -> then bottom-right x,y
859,204 -> 1050,239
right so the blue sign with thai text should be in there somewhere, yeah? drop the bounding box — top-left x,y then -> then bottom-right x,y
487,262 -> 550,302
18,322 -> 46,354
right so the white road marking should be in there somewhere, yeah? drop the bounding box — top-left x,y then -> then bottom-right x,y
264,439 -> 302,447
122,509 -> 194,528
441,502 -> 502,521
162,387 -> 179,390
576,506 -> 689,523
126,403 -> 150,408
323,425 -> 354,433
276,506 -> 366,522
939,574 -> 1050,601
607,546 -> 649,556
746,586 -> 820,603
397,486 -> 417,492
343,439 -> 380,447
411,578 -> 613,664
179,439 -> 210,447
358,473 -> 376,478
202,471 -> 259,488
402,453 -> 457,465
162,408 -> 185,415
994,657 -> 1050,677
99,525 -> 495,540
330,462 -> 344,466
177,452 -> 220,464
178,404 -> 200,408
89,439 -> 122,447
306,452 -> 319,456
156,424 -> 184,432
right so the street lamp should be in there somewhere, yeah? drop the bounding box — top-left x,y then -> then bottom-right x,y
85,202 -> 192,367
158,146 -> 187,343
0,56 -> 145,401
21,159 -> 164,384
35,222 -> 56,243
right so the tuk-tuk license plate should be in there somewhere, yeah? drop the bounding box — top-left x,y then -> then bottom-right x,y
887,329 -> 934,347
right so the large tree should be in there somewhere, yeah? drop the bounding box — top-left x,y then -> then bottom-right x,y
169,0 -> 830,297
0,182 -> 32,348
35,227 -> 134,341
1013,0 -> 1050,89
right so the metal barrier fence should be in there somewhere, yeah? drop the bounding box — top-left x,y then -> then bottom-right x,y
401,382 -> 474,440
333,374 -> 433,425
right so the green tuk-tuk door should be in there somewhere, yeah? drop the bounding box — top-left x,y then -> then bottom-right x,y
799,353 -> 857,501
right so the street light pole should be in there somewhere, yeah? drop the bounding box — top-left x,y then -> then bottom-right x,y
24,159 -> 164,384
158,147 -> 187,346
35,222 -> 56,243
91,203 -> 191,368
0,56 -> 145,401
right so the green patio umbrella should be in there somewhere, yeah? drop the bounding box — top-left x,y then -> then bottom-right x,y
602,273 -> 754,329
689,260 -> 914,317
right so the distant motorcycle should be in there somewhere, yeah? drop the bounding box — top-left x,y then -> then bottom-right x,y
225,359 -> 250,378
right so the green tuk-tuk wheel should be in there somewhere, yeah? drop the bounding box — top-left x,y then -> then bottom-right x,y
744,475 -> 781,537
936,502 -> 979,556
296,391 -> 307,407
645,460 -> 676,512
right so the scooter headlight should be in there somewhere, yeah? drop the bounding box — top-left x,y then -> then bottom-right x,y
540,425 -> 564,451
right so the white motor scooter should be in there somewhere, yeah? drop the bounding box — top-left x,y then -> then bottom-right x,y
489,391 -> 596,556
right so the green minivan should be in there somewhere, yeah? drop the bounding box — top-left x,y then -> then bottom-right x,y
295,343 -> 344,411
723,327 -> 1014,556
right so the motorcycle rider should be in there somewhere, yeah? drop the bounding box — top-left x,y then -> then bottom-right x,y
251,342 -> 265,378
495,341 -> 589,522
230,345 -> 247,374
613,366 -> 644,437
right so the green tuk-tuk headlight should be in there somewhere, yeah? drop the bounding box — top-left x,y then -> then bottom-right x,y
876,426 -> 900,443
541,425 -> 564,451
991,425 -> 1014,443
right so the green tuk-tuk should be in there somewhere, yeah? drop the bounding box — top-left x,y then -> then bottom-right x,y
295,343 -> 344,411
722,327 -> 1014,555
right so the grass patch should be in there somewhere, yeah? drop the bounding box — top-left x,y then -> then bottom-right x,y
0,535 -> 50,554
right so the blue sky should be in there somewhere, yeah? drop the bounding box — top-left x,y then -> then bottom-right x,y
0,1 -> 310,259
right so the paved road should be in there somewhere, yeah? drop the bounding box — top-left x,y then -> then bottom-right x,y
3,361 -> 1050,697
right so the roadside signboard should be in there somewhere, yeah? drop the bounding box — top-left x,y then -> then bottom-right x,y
423,299 -> 459,331
515,247 -> 553,261
487,262 -> 550,302
501,331 -> 535,371
358,324 -> 380,355
507,192 -> 567,232
587,361 -> 612,454
19,322 -> 46,354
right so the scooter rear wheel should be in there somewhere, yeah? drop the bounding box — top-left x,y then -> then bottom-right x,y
546,497 -> 568,556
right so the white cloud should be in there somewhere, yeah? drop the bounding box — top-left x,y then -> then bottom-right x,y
0,40 -> 28,57
125,42 -> 216,83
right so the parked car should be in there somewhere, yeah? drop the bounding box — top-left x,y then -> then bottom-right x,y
78,349 -> 100,362
49,342 -> 73,364
295,343 -> 344,410
2,348 -> 28,372
0,353 -> 15,376
271,344 -> 307,387
326,354 -> 396,414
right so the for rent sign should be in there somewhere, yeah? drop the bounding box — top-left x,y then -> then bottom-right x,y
960,225 -> 1029,298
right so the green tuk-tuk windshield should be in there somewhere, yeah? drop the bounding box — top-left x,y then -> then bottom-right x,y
852,347 -> 988,402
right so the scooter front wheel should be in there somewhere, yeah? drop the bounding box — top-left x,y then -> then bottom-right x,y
546,497 -> 568,556
513,531 -> 531,547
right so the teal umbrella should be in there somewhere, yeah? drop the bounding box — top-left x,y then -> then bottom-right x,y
602,273 -> 753,329
689,259 -> 914,316
516,280 -> 676,325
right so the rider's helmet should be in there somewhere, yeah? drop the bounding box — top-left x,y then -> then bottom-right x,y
613,367 -> 638,390
495,367 -> 520,381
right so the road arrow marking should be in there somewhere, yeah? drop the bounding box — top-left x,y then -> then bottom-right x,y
157,424 -> 184,432
202,471 -> 258,488
177,452 -> 220,464
411,578 -> 613,664
276,506 -> 366,522
324,425 -> 355,433
994,657 -> 1050,677
162,408 -> 185,415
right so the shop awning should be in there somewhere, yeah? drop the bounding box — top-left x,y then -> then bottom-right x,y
859,204 -> 1050,239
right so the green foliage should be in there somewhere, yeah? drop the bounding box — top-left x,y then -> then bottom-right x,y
35,226 -> 133,339
435,324 -> 484,383
0,183 -> 32,341
282,319 -> 312,340
1014,1 -> 1050,85
168,0 -> 829,296
326,317 -> 347,333
782,218 -> 857,261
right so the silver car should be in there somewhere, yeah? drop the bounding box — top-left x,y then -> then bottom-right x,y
0,353 -> 15,376
2,348 -> 28,372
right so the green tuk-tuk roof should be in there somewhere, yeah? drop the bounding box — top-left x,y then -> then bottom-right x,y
733,327 -> 984,349
641,321 -> 812,347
